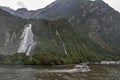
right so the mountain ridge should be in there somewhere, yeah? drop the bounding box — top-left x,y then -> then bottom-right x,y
0,0 -> 120,62
1,0 -> 119,19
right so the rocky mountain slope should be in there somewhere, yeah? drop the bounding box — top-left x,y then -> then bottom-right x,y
0,6 -> 37,19
0,6 -> 14,14
34,0 -> 120,50
0,8 -> 118,61
0,0 -> 120,61
1,0 -> 120,49
0,9 -> 26,55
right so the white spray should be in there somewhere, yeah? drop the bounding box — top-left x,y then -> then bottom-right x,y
17,24 -> 35,56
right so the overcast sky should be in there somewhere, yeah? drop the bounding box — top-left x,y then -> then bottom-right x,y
103,0 -> 120,12
0,0 -> 120,12
0,0 -> 56,10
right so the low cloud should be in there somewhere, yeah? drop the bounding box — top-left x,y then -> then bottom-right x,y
16,1 -> 26,8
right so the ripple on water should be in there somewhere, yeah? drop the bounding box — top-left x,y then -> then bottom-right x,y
0,65 -> 119,80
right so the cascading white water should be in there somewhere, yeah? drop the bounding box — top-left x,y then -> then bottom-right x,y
17,24 -> 35,56
56,30 -> 68,55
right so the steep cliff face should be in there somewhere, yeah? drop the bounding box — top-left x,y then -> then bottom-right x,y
14,8 -> 36,19
0,0 -> 120,60
0,9 -> 114,60
35,0 -> 120,50
0,9 -> 36,55
1,0 -> 120,50
0,6 -> 14,14
29,19 -> 117,60
0,9 -> 26,55
23,0 -> 116,21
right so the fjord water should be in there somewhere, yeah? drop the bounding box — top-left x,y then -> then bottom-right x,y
0,65 -> 119,80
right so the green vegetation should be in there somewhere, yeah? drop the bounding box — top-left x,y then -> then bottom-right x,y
0,53 -> 84,65
0,52 -> 119,65
0,9 -> 120,65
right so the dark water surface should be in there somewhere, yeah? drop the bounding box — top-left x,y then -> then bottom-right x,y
0,65 -> 119,80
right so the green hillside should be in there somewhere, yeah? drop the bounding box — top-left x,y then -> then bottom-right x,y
0,7 -> 119,65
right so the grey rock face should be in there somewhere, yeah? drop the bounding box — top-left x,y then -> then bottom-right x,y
0,0 -> 120,60
0,6 -> 15,14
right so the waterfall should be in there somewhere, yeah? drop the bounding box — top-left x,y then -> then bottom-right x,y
17,24 -> 35,56
63,44 -> 68,55
5,32 -> 10,46
56,30 -> 68,55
